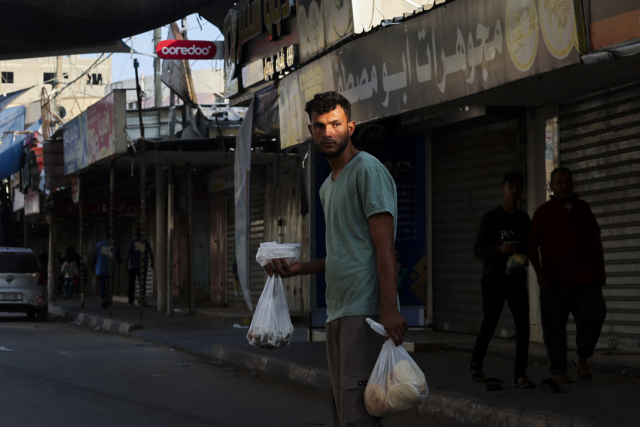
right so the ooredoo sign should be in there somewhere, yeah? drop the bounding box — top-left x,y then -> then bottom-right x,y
156,40 -> 224,60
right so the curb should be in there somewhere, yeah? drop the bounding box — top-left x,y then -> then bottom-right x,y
419,393 -> 598,427
211,345 -> 332,390
49,304 -> 138,335
47,306 -> 609,427
448,344 -> 640,380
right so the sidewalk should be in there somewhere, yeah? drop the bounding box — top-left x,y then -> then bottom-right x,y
50,297 -> 640,427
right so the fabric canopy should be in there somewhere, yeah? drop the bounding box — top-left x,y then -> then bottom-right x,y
0,87 -> 32,113
0,106 -> 27,180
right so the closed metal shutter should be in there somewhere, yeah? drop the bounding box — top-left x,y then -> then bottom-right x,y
225,168 -> 267,309
559,82 -> 640,345
432,119 -> 522,335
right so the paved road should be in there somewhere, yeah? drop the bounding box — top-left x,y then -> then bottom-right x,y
0,314 -> 461,427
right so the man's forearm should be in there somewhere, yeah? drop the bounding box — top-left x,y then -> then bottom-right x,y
377,246 -> 399,313
529,245 -> 543,275
298,258 -> 326,275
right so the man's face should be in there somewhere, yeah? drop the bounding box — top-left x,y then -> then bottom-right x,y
308,106 -> 355,158
550,170 -> 574,201
501,181 -> 524,202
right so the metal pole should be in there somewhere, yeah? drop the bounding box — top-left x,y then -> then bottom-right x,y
109,165 -> 115,319
55,56 -> 63,91
156,164 -> 167,310
134,58 -> 147,324
153,28 -> 163,108
23,214 -> 27,248
167,163 -> 174,316
187,164 -> 194,314
79,178 -> 85,313
47,205 -> 56,304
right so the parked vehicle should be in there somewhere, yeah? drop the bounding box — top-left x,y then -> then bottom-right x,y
0,248 -> 47,321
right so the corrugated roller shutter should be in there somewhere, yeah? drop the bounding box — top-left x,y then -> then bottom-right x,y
225,169 -> 267,309
432,119 -> 522,335
559,82 -> 640,344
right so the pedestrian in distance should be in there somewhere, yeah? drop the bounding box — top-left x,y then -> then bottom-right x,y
469,171 -> 534,389
92,228 -> 121,309
530,167 -> 607,383
264,91 -> 407,426
60,247 -> 79,300
124,227 -> 154,307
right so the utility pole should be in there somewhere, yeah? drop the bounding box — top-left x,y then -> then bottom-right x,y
55,56 -> 63,93
153,28 -> 163,108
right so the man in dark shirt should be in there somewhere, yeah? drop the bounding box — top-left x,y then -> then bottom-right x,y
471,171 -> 533,388
530,167 -> 606,383
124,227 -> 154,307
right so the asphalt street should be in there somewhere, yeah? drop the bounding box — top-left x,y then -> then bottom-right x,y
0,314 -> 461,427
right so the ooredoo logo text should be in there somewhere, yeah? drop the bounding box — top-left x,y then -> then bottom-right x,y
156,40 -> 217,60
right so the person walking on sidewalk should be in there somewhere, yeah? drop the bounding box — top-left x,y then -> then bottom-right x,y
530,167 -> 607,383
60,247 -> 79,300
92,228 -> 121,309
469,171 -> 534,389
124,227 -> 154,307
266,91 -> 407,427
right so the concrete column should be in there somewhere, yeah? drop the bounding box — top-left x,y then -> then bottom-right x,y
167,164 -> 174,316
526,104 -> 559,343
47,209 -> 56,304
156,164 -> 167,311
187,164 -> 195,314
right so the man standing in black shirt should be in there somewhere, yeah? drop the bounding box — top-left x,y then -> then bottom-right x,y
469,171 -> 534,389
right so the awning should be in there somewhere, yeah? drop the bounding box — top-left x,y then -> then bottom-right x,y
0,87 -> 32,113
0,106 -> 37,180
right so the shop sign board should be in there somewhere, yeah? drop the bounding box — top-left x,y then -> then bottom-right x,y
63,90 -> 127,175
24,191 -> 39,216
297,0 -> 354,61
589,0 -> 640,50
279,0 -> 583,149
208,166 -> 235,193
156,40 -> 223,60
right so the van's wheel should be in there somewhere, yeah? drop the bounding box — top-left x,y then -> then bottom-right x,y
27,311 -> 36,320
36,309 -> 48,322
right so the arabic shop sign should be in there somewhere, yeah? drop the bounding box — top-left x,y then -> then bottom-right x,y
279,0 -> 582,149
297,0 -> 354,62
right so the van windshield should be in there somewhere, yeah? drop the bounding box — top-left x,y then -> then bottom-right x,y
0,253 -> 38,273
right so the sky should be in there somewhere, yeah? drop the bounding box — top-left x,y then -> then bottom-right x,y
107,14 -> 224,84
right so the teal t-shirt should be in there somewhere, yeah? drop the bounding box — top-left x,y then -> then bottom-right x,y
319,151 -> 397,323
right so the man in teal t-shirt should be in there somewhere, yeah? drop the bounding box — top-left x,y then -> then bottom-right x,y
266,91 -> 407,426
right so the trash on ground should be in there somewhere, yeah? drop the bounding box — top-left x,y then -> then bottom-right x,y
0,347 -> 15,352
233,324 -> 248,329
95,326 -> 101,331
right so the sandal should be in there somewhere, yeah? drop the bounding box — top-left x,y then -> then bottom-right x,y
484,377 -> 503,391
513,375 -> 536,389
551,373 -> 575,384
468,363 -> 486,382
573,358 -> 592,380
540,378 -> 563,393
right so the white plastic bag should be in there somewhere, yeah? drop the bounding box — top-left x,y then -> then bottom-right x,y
255,242 -> 301,267
247,242 -> 300,349
364,318 -> 429,418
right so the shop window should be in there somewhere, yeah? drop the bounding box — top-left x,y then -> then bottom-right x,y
1,72 -> 13,84
43,72 -> 68,84
87,73 -> 103,86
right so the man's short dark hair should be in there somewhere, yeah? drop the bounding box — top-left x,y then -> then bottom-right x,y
550,166 -> 572,184
502,170 -> 524,187
305,91 -> 351,123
